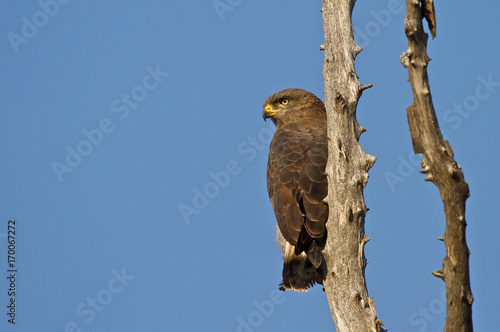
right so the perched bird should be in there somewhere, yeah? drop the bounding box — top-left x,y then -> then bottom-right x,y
263,89 -> 328,291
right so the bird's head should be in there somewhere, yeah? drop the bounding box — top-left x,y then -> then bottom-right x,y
262,88 -> 325,125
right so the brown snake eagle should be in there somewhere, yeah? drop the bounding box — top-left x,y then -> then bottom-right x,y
263,89 -> 328,291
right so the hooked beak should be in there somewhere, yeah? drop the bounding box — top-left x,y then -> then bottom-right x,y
262,104 -> 278,121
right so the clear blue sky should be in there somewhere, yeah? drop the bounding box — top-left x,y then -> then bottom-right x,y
1,1 -> 498,331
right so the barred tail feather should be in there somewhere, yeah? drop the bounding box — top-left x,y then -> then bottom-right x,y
280,242 -> 325,292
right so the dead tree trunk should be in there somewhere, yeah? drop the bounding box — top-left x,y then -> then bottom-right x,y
401,1 -> 474,331
321,1 -> 384,331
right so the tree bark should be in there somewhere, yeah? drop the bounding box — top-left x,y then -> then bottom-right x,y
322,1 -> 384,331
401,1 -> 474,331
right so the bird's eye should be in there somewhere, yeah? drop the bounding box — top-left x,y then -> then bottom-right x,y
281,99 -> 289,105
